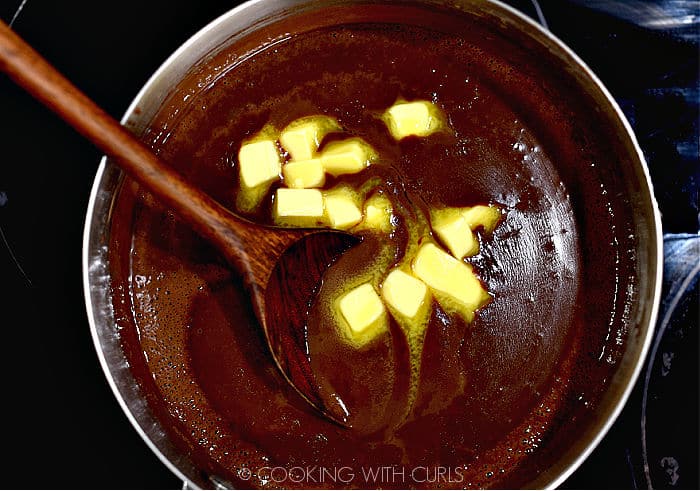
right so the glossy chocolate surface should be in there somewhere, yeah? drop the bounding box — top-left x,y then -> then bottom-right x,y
108,3 -> 639,488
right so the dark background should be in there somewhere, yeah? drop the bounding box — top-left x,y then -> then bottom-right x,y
0,0 -> 697,488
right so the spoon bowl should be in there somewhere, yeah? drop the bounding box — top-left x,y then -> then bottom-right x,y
264,231 -> 361,424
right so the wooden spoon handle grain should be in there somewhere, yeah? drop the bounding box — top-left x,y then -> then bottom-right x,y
0,20 -> 261,274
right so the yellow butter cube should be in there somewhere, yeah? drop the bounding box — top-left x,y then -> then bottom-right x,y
320,138 -> 375,177
358,193 -> 393,232
238,139 -> 282,188
431,208 -> 478,259
279,115 -> 340,161
383,100 -> 443,140
324,187 -> 362,230
461,205 -> 502,233
381,269 -> 429,319
412,243 -> 490,318
282,158 -> 325,189
274,188 -> 324,227
338,283 -> 386,336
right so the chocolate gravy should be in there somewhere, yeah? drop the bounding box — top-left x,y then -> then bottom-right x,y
108,3 -> 639,488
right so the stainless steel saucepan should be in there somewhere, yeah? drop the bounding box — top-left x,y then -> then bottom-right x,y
83,0 -> 663,488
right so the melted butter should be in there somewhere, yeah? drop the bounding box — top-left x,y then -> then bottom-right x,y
234,107 -> 499,427
327,238 -> 396,347
382,196 -> 434,416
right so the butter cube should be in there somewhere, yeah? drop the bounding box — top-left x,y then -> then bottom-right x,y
431,208 -> 478,259
279,116 -> 340,161
412,243 -> 490,318
381,269 -> 429,319
282,158 -> 325,189
238,139 -> 282,188
461,205 -> 502,233
324,187 -> 362,230
338,283 -> 386,337
321,138 -> 375,177
383,100 -> 443,140
274,188 -> 324,227
358,193 -> 393,232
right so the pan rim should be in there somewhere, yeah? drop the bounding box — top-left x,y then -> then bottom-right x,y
82,0 -> 663,488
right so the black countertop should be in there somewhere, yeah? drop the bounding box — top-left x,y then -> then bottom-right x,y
0,1 -> 697,488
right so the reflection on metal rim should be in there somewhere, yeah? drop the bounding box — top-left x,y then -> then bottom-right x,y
82,0 -> 664,488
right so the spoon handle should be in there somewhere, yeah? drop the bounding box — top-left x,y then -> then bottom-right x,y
0,20 -> 262,273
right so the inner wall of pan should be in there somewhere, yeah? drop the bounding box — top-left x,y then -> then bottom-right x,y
86,0 -> 659,488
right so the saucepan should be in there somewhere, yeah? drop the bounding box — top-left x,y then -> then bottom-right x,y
83,0 -> 662,488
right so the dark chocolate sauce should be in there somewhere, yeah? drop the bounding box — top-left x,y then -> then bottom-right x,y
108,3 -> 639,488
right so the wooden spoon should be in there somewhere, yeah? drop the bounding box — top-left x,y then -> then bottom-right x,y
0,20 -> 357,425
